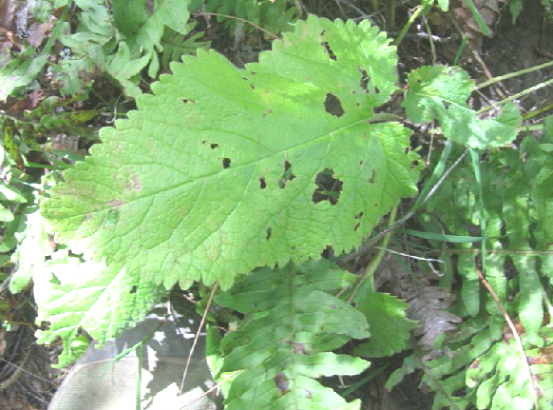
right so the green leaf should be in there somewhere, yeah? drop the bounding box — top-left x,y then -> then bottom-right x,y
34,251 -> 162,367
513,255 -> 544,344
107,42 -> 151,96
0,49 -> 48,101
10,208 -> 51,294
403,65 -> 521,150
353,292 -> 417,358
509,0 -> 524,23
0,204 -> 14,222
437,0 -> 449,11
112,0 -> 191,78
42,17 -> 421,291
0,181 -> 28,204
217,260 -> 370,410
533,118 -> 553,247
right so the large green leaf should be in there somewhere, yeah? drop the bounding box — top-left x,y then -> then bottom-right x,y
403,65 -> 521,150
216,260 -> 370,410
41,17 -> 421,290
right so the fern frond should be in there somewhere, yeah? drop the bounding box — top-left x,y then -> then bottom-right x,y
425,325 -> 553,410
216,260 -> 370,410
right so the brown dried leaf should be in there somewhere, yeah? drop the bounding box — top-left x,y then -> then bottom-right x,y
28,22 -> 54,48
406,286 -> 462,350
0,0 -> 16,32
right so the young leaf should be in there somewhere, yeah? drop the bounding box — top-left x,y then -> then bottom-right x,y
41,17 -> 421,290
216,260 -> 370,410
403,65 -> 521,150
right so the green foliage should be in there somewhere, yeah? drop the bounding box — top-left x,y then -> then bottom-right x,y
215,260 -> 370,410
389,116 -> 553,409
190,0 -> 300,35
509,0 -> 553,23
353,292 -> 417,358
41,16 -> 421,294
0,48 -> 50,101
403,66 -> 522,150
1,0 -> 206,98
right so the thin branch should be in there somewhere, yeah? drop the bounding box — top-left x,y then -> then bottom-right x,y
180,282 -> 219,393
475,266 -> 540,410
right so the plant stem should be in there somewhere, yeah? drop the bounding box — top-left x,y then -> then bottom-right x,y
347,206 -> 397,304
476,59 -> 553,90
478,77 -> 553,114
394,5 -> 424,46
469,149 -> 486,271
453,35 -> 469,65
523,103 -> 553,120
462,0 -> 490,35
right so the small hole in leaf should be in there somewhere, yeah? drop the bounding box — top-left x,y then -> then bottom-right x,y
312,168 -> 343,205
223,158 -> 231,169
354,222 -> 361,232
359,66 -> 369,93
322,41 -> 337,60
266,227 -> 272,241
368,169 -> 376,184
404,147 -> 410,154
324,93 -> 344,117
279,160 -> 296,188
359,160 -> 364,167
210,143 -> 219,149
201,140 -> 206,145
411,160 -> 419,169
322,246 -> 334,258
130,286 -> 138,294
260,177 -> 266,189
355,211 -> 364,219
250,84 -> 255,90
